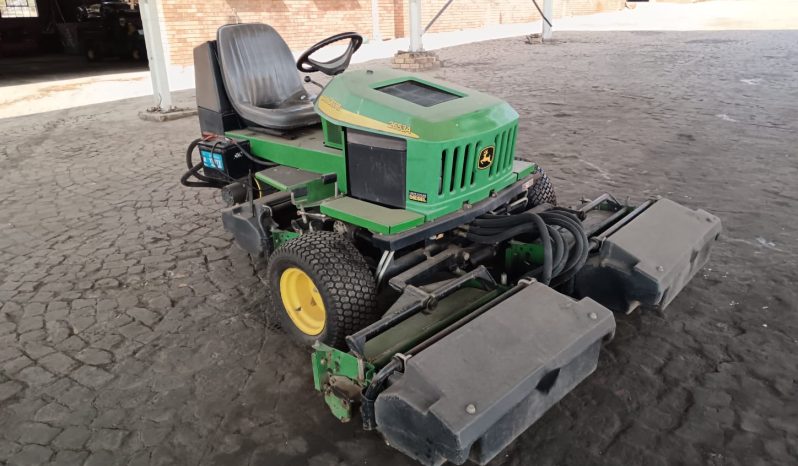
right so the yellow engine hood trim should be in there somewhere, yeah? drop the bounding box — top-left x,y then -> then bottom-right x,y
317,96 -> 419,139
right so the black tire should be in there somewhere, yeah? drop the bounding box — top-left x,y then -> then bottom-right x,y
267,231 -> 379,349
85,43 -> 102,62
527,167 -> 557,207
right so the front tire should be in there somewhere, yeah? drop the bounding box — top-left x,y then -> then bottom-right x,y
527,166 -> 557,207
267,231 -> 379,349
85,42 -> 103,62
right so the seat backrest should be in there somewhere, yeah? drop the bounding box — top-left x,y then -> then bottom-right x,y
216,23 -> 305,109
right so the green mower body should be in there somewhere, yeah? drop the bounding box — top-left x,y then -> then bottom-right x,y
222,67 -> 531,235
182,24 -> 722,466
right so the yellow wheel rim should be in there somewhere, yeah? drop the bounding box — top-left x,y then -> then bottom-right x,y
279,267 -> 326,336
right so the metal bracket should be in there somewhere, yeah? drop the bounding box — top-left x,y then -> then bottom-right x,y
517,277 -> 538,287
392,352 -> 411,372
375,250 -> 396,287
425,0 -> 456,32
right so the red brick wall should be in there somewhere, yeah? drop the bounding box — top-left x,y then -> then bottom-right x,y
418,0 -> 624,34
160,0 -> 625,66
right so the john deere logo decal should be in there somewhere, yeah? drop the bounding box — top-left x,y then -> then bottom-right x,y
477,146 -> 495,170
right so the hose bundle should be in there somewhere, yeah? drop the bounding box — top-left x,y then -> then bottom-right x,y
466,209 -> 589,287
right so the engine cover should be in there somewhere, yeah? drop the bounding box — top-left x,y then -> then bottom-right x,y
374,282 -> 615,466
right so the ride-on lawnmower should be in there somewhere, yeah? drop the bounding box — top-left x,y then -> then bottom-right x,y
181,24 -> 721,465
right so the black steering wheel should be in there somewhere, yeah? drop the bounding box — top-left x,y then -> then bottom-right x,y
297,32 -> 363,76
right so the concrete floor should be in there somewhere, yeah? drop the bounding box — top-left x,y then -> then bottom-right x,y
1,30 -> 797,466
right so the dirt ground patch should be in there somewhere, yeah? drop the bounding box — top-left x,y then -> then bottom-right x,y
0,30 -> 796,466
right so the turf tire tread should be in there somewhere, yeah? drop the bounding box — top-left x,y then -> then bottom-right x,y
528,167 -> 557,207
267,231 -> 378,349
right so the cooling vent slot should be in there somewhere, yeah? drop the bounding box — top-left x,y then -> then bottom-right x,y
437,125 -> 516,196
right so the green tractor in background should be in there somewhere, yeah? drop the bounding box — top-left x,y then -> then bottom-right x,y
182,24 -> 721,466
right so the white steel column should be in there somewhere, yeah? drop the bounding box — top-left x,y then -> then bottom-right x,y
371,0 -> 381,41
139,0 -> 173,109
542,0 -> 553,40
408,0 -> 423,52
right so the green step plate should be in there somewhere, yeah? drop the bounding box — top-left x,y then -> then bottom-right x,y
320,197 -> 425,234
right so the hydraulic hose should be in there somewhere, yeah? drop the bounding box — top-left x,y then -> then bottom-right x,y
185,137 -> 200,170
361,358 -> 401,431
542,211 -> 589,285
466,207 -> 589,287
467,212 -> 553,285
547,224 -> 567,276
539,211 -> 588,285
229,139 -> 273,167
471,213 -> 564,271
180,162 -> 225,189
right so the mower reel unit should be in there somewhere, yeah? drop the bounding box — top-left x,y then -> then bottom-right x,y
181,23 -> 722,465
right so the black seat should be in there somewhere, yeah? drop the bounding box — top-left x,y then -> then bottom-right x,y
216,23 -> 319,131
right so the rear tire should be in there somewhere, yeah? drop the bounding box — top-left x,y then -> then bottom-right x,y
267,231 -> 379,349
85,43 -> 102,62
527,167 -> 557,207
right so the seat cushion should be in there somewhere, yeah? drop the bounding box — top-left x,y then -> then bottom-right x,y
216,23 -> 320,130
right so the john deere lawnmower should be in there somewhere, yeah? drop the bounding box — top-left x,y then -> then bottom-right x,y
181,24 -> 721,465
